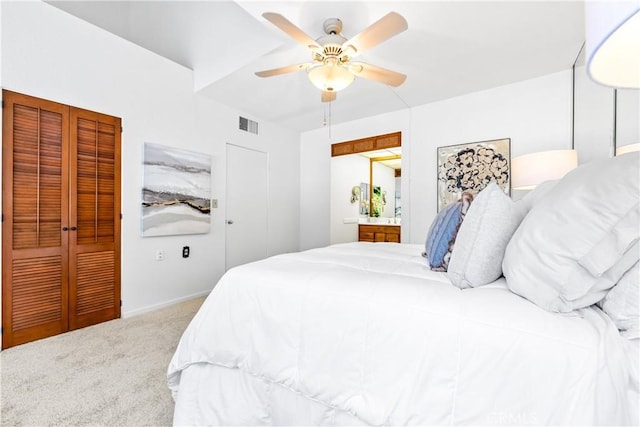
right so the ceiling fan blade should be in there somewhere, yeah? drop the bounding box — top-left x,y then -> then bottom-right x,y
255,63 -> 311,78
349,62 -> 407,87
321,91 -> 337,103
342,12 -> 408,56
262,12 -> 321,51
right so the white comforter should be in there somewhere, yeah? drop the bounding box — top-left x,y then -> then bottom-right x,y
168,243 -> 639,425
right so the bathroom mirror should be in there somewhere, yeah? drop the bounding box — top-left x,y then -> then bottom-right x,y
369,154 -> 401,220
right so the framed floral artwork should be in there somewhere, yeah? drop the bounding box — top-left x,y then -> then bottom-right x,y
437,138 -> 510,211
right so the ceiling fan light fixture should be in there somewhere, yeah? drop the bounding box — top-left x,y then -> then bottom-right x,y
307,62 -> 355,92
258,12 -> 408,97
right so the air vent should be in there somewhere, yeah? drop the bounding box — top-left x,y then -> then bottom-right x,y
239,116 -> 259,135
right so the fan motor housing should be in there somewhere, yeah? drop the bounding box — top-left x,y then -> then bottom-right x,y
323,18 -> 343,35
315,32 -> 348,62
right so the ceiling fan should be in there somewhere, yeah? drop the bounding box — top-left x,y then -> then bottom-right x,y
255,12 -> 408,102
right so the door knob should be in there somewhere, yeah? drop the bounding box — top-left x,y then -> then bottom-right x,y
227,220 -> 234,225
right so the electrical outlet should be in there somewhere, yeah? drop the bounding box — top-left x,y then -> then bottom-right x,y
182,246 -> 190,258
155,250 -> 164,261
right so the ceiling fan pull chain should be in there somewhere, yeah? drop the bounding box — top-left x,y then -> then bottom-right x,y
328,100 -> 332,139
323,104 -> 327,127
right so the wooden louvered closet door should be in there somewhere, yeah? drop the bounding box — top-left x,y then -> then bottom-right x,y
2,91 -> 70,348
2,90 -> 121,348
69,108 -> 121,330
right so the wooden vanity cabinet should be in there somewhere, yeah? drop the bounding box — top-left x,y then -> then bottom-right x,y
358,224 -> 401,243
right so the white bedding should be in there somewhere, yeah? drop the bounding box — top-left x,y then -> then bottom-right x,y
168,242 -> 639,425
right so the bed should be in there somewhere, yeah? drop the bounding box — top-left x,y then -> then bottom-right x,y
168,152 -> 639,425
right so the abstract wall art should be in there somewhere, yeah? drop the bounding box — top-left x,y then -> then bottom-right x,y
142,143 -> 211,237
437,138 -> 510,211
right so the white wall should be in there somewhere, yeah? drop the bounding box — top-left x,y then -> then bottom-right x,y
0,1 -> 300,317
330,154 -> 369,244
301,70 -> 572,248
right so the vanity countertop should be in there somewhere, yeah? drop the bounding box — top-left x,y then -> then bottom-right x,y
359,219 -> 401,226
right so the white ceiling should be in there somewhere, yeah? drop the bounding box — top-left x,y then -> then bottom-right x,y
47,1 -> 586,133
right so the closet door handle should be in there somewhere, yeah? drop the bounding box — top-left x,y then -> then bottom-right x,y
62,227 -> 69,231
70,226 -> 77,231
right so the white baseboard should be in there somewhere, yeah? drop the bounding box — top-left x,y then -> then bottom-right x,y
122,290 -> 211,318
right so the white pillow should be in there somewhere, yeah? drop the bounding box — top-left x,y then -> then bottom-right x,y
514,179 -> 558,216
600,261 -> 639,339
503,152 -> 640,313
447,183 -> 524,288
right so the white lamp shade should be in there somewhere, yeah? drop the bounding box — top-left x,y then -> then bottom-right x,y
308,63 -> 355,92
586,1 -> 640,89
512,149 -> 578,190
617,143 -> 640,155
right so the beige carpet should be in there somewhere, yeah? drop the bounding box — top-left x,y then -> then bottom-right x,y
1,296 -> 205,427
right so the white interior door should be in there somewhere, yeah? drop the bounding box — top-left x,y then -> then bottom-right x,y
226,144 -> 268,271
